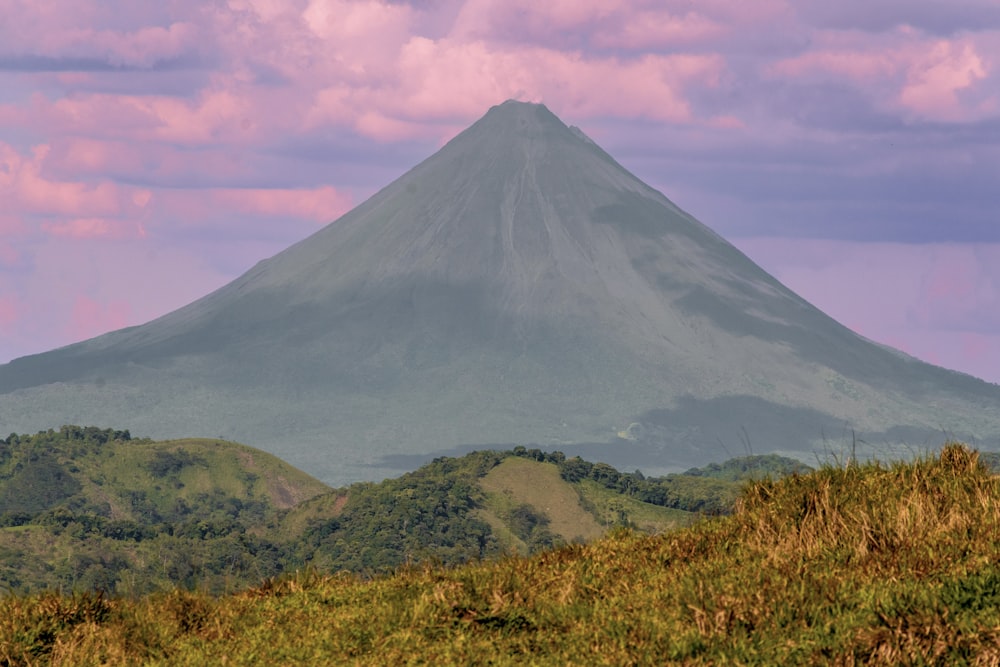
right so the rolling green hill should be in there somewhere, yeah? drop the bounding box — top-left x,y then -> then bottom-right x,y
0,427 -> 330,594
0,427 -> 801,595
262,446 -> 776,576
3,443 -> 996,665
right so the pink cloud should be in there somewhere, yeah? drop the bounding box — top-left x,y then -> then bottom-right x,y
592,10 -> 729,49
5,0 -> 995,155
354,110 -> 431,142
19,177 -> 119,219
450,0 -> 616,41
451,0 -> 791,49
153,185 -> 352,227
0,142 -> 156,240
0,142 -> 125,217
707,115 -> 746,129
45,137 -> 143,175
306,39 -> 731,139
132,190 -> 152,208
768,28 -> 997,122
769,47 -> 898,81
0,141 -> 154,240
303,0 -> 415,67
42,217 -> 147,240
68,0 -> 729,143
0,142 -> 21,187
32,91 -> 248,145
2,86 -> 281,149
0,0 -> 202,68
898,40 -> 993,121
143,89 -> 262,144
33,22 -> 198,67
91,22 -> 200,67
226,0 -> 295,23
214,186 -> 353,223
4,0 -> 742,151
42,138 -> 265,188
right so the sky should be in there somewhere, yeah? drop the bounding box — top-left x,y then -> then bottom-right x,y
0,0 -> 998,384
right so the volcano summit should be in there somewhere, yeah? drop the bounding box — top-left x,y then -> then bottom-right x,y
2,101 -> 998,484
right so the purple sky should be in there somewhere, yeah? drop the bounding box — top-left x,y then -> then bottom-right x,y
1,0 -> 998,383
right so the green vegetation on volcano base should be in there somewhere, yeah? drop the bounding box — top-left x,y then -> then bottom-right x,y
5,444 -> 1000,665
1,427 -> 797,595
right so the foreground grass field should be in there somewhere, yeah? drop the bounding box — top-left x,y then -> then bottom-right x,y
4,443 -> 1000,665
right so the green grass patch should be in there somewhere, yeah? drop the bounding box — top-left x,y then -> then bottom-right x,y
480,458 -> 604,545
576,479 -> 692,532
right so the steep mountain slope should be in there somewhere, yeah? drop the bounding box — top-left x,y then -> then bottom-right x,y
1,101 -> 998,485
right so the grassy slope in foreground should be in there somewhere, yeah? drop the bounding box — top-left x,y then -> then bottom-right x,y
5,444 -> 1000,665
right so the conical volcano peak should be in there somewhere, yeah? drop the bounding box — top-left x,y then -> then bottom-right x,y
429,98 -> 628,194
486,98 -> 559,120
467,99 -> 573,141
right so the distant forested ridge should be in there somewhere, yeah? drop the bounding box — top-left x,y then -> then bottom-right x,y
0,426 -> 809,595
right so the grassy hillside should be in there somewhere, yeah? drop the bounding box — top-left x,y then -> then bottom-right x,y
476,457 -> 690,553
0,426 -> 329,518
0,427 -> 802,596
272,446 -> 763,574
0,427 -> 330,595
2,443 -> 997,664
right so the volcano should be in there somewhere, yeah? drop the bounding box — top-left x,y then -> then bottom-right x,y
2,101 -> 998,485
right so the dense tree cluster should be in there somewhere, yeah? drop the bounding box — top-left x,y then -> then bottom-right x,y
504,447 -> 808,516
681,454 -> 813,481
297,451 -> 506,573
3,425 -> 133,448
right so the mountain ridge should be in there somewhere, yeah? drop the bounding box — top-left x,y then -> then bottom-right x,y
1,425 -> 779,594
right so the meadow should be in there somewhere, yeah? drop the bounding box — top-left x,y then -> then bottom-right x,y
4,443 -> 999,665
